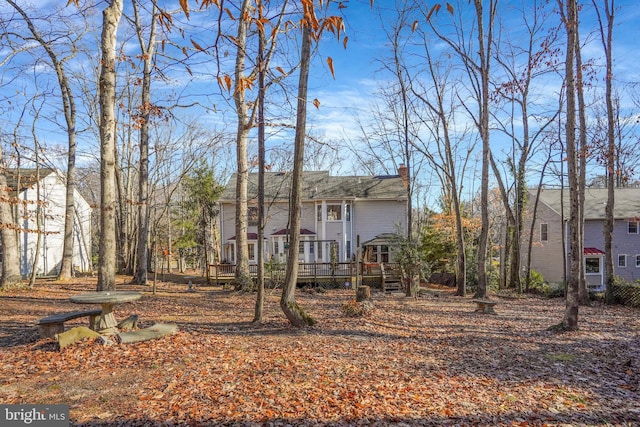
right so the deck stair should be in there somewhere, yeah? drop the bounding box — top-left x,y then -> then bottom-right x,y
381,263 -> 403,292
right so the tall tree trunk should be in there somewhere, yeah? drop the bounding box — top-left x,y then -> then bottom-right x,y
254,21 -> 266,323
233,0 -> 252,291
0,196 -> 21,286
489,154 -> 516,290
133,0 -> 158,286
280,22 -> 315,328
453,186 -> 466,297
390,19 -> 414,296
473,0 -> 495,299
28,161 -> 42,287
575,15 -> 589,306
0,147 -> 21,289
558,0 -> 580,331
97,0 -> 124,291
596,0 -> 615,304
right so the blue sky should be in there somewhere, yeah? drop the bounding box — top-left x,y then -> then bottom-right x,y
310,0 -> 640,186
1,0 -> 639,204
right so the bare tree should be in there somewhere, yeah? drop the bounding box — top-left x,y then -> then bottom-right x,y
491,0 -> 562,292
427,0 -> 497,299
131,0 -> 159,285
230,0 -> 254,291
97,0 -> 124,291
555,0 -> 580,331
574,8 -> 590,305
593,0 -> 616,303
280,19 -> 315,327
410,50 -> 475,297
253,15 -> 266,322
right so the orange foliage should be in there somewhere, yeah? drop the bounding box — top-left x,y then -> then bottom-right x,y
430,213 -> 481,243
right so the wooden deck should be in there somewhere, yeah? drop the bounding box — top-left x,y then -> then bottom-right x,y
208,262 -> 401,289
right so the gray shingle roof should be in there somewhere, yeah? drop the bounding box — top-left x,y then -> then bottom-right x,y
536,188 -> 640,220
4,168 -> 56,192
220,171 -> 408,202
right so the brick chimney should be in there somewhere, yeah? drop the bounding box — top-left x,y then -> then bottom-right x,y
398,164 -> 409,188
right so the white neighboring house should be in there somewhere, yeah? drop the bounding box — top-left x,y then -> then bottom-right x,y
5,168 -> 92,277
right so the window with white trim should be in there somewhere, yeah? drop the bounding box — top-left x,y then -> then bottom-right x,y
585,258 -> 600,273
636,254 -> 640,268
618,254 -> 627,268
628,221 -> 639,234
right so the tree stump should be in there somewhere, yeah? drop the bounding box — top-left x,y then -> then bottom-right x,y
356,285 -> 371,302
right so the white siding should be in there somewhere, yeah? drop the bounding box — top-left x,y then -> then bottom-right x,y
17,171 -> 92,276
353,199 -> 407,244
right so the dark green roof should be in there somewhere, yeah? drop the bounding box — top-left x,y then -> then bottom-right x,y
220,171 -> 407,202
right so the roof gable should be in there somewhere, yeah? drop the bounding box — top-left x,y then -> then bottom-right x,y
5,168 -> 57,192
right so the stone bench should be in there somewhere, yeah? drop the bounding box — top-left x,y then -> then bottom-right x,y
472,299 -> 497,314
37,309 -> 102,339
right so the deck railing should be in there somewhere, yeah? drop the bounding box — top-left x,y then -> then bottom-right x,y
208,262 -> 400,285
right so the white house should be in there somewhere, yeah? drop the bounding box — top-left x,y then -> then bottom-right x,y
5,168 -> 92,277
218,169 -> 409,265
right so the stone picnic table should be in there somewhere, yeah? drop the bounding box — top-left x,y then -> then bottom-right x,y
70,291 -> 142,335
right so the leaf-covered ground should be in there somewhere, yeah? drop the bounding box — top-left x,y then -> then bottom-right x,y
1,274 -> 639,426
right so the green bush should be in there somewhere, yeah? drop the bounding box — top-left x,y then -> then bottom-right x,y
527,270 -> 564,298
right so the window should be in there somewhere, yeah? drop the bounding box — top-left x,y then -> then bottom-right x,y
345,204 -> 351,221
629,221 -> 639,234
309,239 -> 315,254
346,241 -> 351,259
299,240 -> 305,254
248,243 -> 255,261
326,204 -> 342,221
317,205 -> 322,221
274,241 -> 279,255
248,206 -> 259,226
540,223 -> 548,242
585,258 -> 600,274
618,254 -> 627,268
636,255 -> 640,268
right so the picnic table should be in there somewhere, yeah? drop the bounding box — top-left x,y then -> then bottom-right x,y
70,291 -> 142,335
